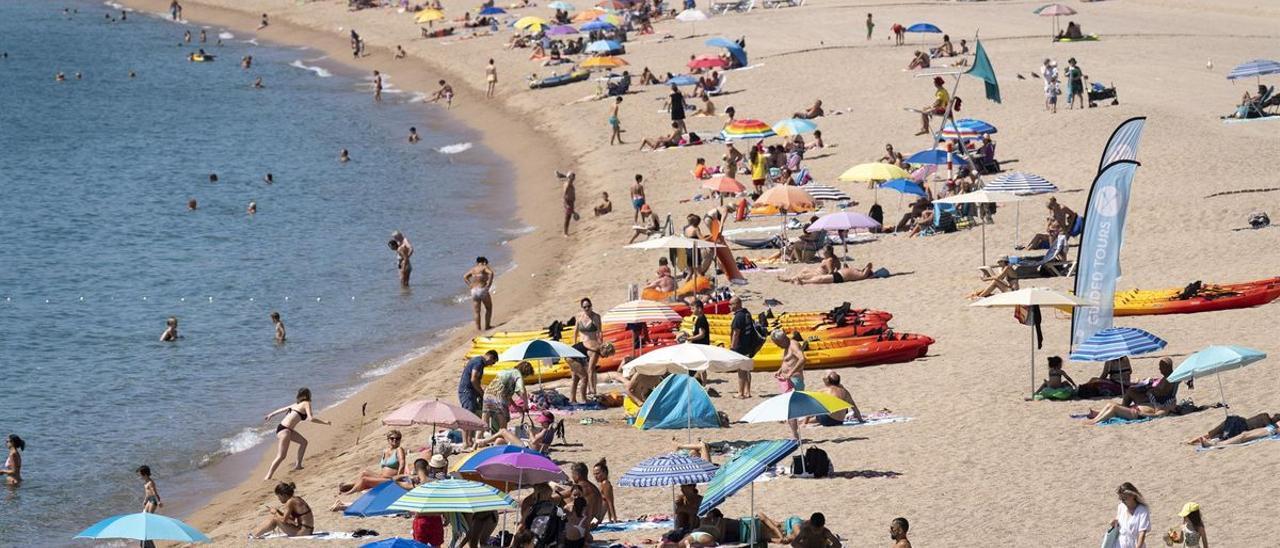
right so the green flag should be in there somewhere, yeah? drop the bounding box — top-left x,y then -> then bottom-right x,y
966,39 -> 1001,103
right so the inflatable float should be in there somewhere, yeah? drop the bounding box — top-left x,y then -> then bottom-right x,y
529,70 -> 590,89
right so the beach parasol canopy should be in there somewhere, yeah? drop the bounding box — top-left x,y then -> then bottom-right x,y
971,287 -> 1094,398
478,6 -> 507,15
741,390 -> 852,423
361,538 -> 430,548
705,37 -> 748,67
497,339 -> 586,363
837,162 -> 911,182
547,1 -> 575,10
476,452 -> 568,484
702,175 -> 746,194
514,16 -> 550,32
581,55 -> 628,69
382,398 -> 485,429
344,480 -> 411,518
597,13 -> 623,26
597,0 -> 629,9
697,439 -> 798,516
807,211 -> 880,232
452,446 -> 546,490
75,513 -> 211,543
585,39 -> 623,54
621,343 -> 754,375
771,118 -> 818,136
546,24 -> 579,36
935,190 -> 1027,264
1034,3 -> 1077,38
620,453 -> 719,487
675,8 -> 709,35
905,22 -> 942,33
571,9 -> 606,22
1227,59 -> 1280,81
881,178 -> 927,198
1068,327 -> 1168,363
389,479 -> 515,514
720,119 -> 776,140
906,148 -> 967,166
757,185 -> 815,211
688,54 -> 728,70
579,19 -> 617,31
939,118 -> 998,139
602,299 -> 683,324
415,9 -> 445,23
801,184 -> 851,202
626,235 -> 725,250
1168,345 -> 1267,414
984,172 -> 1058,195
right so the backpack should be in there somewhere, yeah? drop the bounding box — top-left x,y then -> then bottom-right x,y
733,308 -> 765,357
803,447 -> 832,478
1249,212 -> 1270,229
524,500 -> 565,548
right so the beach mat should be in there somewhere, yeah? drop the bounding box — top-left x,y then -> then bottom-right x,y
594,519 -> 674,533
258,531 -> 359,540
840,414 -> 911,427
1196,434 -> 1280,452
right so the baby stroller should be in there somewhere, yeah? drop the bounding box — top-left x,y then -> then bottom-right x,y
1087,81 -> 1119,107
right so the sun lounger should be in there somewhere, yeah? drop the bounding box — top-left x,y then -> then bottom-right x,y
763,0 -> 804,7
710,0 -> 754,14
705,74 -> 728,96
978,235 -> 1074,280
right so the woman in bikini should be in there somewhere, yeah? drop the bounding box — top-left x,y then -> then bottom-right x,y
563,491 -> 592,548
1,434 -> 24,486
263,388 -> 331,480
571,298 -> 604,400
338,430 -> 408,495
251,482 -> 314,538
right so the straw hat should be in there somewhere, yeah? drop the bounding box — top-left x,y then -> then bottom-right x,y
429,454 -> 447,469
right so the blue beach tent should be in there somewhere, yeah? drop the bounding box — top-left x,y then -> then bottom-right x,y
634,374 -> 721,430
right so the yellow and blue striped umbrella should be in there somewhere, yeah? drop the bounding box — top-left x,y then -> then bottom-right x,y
388,479 -> 515,514
740,390 -> 852,423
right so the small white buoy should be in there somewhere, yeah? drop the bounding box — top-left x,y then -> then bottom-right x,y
1207,58 -> 1213,70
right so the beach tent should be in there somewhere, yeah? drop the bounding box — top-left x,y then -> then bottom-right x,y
344,480 -> 410,517
634,374 -> 720,430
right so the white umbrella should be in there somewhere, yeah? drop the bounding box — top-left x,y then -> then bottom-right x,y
621,342 -> 753,375
934,190 -> 1027,264
625,235 -> 725,250
971,287 -> 1093,397
675,9 -> 708,36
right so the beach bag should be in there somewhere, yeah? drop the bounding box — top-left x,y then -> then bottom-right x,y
803,447 -> 832,477
524,500 -> 565,548
1100,524 -> 1119,548
1249,212 -> 1270,229
1076,379 -> 1123,399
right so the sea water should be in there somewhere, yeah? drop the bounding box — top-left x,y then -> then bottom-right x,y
0,2 -> 519,543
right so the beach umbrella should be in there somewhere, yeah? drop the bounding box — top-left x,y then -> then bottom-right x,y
452,446 -> 545,490
688,54 -> 728,70
479,6 -> 507,15
626,235 -> 725,250
801,184 -> 850,202
705,37 -> 748,67
971,287 -> 1094,397
622,343 -> 753,375
581,55 -> 627,69
415,9 -> 445,23
984,172 -> 1058,244
934,190 -> 1028,264
597,0 -> 629,9
361,538 -> 429,548
547,1 -> 575,10
389,479 -> 516,514
741,390 -> 852,424
602,300 -> 683,324
571,9 -> 606,22
720,119 -> 775,140
546,24 -> 579,36
771,118 -> 818,136
585,39 -> 622,54
939,119 -> 998,141
345,480 -> 411,518
837,162 -> 911,183
75,513 -> 210,543
807,211 -> 880,232
579,19 -> 616,31
1068,327 -> 1168,363
597,13 -> 623,26
696,438 -> 799,547
1226,59 -> 1280,82
476,452 -> 568,484
758,185 -> 815,211
620,453 -> 719,487
497,339 -> 586,363
1034,3 -> 1077,38
676,8 -> 708,35
702,175 -> 746,195
1168,345 -> 1267,415
383,399 -> 485,429
905,22 -> 942,33
881,178 -> 927,198
906,148 -> 967,166
514,16 -> 550,31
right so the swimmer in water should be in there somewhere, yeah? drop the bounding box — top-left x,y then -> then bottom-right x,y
160,316 -> 179,342
138,465 -> 160,512
253,76 -> 264,89
199,29 -> 206,43
129,70 -> 136,78
464,256 -> 495,330
271,311 -> 286,343
248,201 -> 257,215
187,199 -> 198,210
241,55 -> 252,69
339,149 -> 350,163
389,231 -> 413,287
264,173 -> 274,184
184,30 -> 191,43
373,70 -> 383,102
55,72 -> 66,81
408,127 -> 420,143
75,72 -> 82,80
209,173 -> 218,183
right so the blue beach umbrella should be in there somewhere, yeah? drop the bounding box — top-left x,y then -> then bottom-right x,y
479,6 -> 507,15
619,453 -> 718,487
1226,59 -> 1280,81
362,538 -> 430,548
1169,345 -> 1266,414
705,37 -> 748,67
497,338 -> 585,363
881,178 -> 927,198
585,39 -> 622,53
772,118 -> 818,136
905,22 -> 942,33
906,148 -> 966,166
667,74 -> 699,86
939,117 -> 997,138
76,513 -> 210,543
1069,327 -> 1167,363
344,479 -> 411,517
698,439 -> 798,517
547,1 -> 576,10
580,20 -> 616,31
546,24 -> 579,36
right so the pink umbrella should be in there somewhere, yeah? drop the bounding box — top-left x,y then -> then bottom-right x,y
806,211 -> 881,232
383,399 -> 485,430
1034,3 -> 1078,39
687,55 -> 727,70
476,452 -> 567,484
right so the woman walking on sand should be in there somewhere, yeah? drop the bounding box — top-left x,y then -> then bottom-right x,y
609,96 -> 624,145
263,388 -> 330,480
1110,482 -> 1151,548
485,59 -> 497,98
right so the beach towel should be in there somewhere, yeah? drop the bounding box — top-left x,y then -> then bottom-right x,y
1196,433 -> 1280,452
594,519 -> 674,533
841,414 -> 911,427
258,531 -> 358,540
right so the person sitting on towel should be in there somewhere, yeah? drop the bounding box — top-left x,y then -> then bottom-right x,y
807,371 -> 864,426
1084,359 -> 1185,425
1035,356 -> 1078,396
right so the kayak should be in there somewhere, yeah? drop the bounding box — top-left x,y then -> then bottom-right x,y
1058,277 -> 1280,316
529,69 -> 590,89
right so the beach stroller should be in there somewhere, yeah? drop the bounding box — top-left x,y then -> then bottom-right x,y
1087,81 -> 1119,107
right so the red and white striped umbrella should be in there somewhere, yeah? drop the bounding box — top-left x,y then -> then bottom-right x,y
602,300 -> 683,324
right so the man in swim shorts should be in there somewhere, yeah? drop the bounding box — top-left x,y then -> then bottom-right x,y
562,172 -> 577,237
630,174 -> 646,222
917,76 -> 950,135
389,231 -> 413,287
464,256 -> 495,330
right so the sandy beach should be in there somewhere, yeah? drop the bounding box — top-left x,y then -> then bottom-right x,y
112,0 -> 1280,546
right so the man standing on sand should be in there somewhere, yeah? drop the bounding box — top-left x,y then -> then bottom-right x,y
459,350 -> 498,448
464,256 -> 495,330
866,13 -> 875,41
373,70 -> 383,102
390,231 -> 413,287
169,0 -> 182,20
630,174 -> 646,223
728,297 -> 760,399
890,517 -> 912,547
563,172 -> 577,237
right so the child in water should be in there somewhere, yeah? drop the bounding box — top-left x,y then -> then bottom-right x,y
139,465 -> 161,512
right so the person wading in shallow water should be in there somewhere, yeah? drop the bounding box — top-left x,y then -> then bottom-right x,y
464,257 -> 495,330
389,231 -> 413,287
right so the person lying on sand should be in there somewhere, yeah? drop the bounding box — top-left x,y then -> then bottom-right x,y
638,122 -> 684,151
1085,369 -> 1183,425
329,456 -> 441,512
473,411 -> 557,452
1185,412 -> 1280,447
787,263 -> 875,285
755,513 -> 837,547
778,245 -> 840,282
793,99 -> 824,119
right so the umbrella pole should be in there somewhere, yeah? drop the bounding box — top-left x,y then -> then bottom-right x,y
1218,374 -> 1229,417
1014,202 -> 1021,248
981,220 -> 987,265
750,483 -> 757,546
1029,321 -> 1036,399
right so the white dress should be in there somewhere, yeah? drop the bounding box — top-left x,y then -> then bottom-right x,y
1115,503 -> 1151,548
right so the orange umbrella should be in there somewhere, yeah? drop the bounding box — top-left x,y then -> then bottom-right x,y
571,9 -> 605,22
581,56 -> 628,69
702,176 -> 745,206
757,185 -> 815,211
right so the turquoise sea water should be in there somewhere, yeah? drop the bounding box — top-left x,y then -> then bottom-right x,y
0,1 -> 517,543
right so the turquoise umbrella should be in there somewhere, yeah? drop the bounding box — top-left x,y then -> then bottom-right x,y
1168,345 -> 1267,415
771,118 -> 817,136
389,479 -> 515,513
75,512 -> 211,543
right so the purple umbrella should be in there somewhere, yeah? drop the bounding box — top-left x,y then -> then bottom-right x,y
546,24 -> 579,36
806,211 -> 881,232
475,452 -> 567,485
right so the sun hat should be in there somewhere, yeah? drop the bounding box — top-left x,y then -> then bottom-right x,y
429,454 -> 447,469
1179,502 -> 1200,517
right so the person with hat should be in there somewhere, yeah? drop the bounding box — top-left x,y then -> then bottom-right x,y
916,76 -> 950,136
1164,502 -> 1208,547
1041,58 -> 1060,113
630,204 -> 660,244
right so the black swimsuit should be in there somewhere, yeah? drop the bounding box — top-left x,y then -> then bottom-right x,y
277,407 -> 308,433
